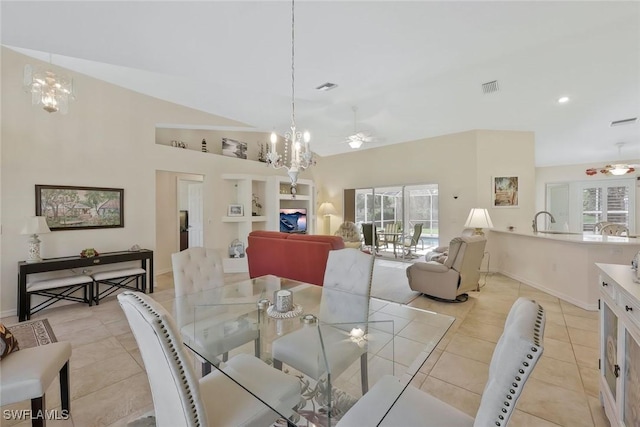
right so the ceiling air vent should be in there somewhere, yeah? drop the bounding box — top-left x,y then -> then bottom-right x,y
481,80 -> 499,94
315,82 -> 338,91
610,117 -> 638,127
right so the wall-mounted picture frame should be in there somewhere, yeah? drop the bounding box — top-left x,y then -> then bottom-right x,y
35,184 -> 124,230
222,138 -> 248,159
492,176 -> 519,208
228,204 -> 244,217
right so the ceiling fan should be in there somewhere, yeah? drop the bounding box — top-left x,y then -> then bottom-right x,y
341,106 -> 378,149
585,143 -> 639,176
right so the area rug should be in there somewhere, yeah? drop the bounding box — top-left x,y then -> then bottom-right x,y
7,318 -> 57,348
370,259 -> 421,305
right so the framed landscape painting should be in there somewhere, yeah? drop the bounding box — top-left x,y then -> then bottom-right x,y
493,176 -> 519,208
35,185 -> 124,230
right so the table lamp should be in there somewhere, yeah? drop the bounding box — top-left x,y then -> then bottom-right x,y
21,216 -> 51,262
317,202 -> 337,235
464,208 -> 493,236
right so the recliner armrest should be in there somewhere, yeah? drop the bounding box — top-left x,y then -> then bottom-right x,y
408,261 -> 449,273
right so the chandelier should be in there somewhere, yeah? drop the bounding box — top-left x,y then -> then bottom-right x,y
267,0 -> 314,196
23,56 -> 75,114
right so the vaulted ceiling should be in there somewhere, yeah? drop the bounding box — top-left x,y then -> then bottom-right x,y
2,1 -> 639,166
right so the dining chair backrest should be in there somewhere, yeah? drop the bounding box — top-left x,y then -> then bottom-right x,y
473,297 -> 545,426
409,223 -> 423,245
600,223 -> 629,236
118,291 -> 207,427
172,247 -> 224,297
361,223 -> 379,248
319,248 -> 375,327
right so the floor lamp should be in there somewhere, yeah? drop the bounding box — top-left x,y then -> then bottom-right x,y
318,202 -> 337,235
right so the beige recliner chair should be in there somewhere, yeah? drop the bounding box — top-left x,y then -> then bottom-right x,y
406,235 -> 486,302
334,221 -> 363,249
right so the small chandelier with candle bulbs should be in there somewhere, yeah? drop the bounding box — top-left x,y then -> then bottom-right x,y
23,55 -> 75,114
267,0 -> 314,196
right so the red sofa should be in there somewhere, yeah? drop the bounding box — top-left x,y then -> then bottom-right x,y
246,231 -> 345,286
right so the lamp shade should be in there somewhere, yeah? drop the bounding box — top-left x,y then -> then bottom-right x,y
464,208 -> 494,229
21,216 -> 51,235
318,202 -> 338,216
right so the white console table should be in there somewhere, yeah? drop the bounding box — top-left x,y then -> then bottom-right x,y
595,263 -> 640,427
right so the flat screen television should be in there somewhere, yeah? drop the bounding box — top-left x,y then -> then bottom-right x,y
279,208 -> 307,233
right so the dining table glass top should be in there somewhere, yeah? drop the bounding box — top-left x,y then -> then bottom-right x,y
172,275 -> 454,426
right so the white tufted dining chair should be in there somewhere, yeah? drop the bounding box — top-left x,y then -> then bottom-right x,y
171,247 -> 259,375
600,223 -> 629,236
336,297 -> 546,427
118,291 -> 301,427
272,248 -> 375,394
171,247 -> 225,296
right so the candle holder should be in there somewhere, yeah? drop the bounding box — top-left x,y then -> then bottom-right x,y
274,289 -> 294,313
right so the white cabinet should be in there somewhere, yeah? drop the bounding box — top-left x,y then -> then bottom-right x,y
596,263 -> 640,427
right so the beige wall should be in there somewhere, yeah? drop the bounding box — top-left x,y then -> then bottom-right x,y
311,129 -> 536,244
0,46 -> 543,316
0,47 -> 307,315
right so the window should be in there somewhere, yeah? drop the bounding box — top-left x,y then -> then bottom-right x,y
580,179 -> 634,233
547,178 -> 635,234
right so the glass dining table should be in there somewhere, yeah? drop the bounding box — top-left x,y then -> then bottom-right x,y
172,275 -> 454,426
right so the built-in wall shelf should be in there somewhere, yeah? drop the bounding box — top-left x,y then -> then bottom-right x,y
220,173 -> 315,273
221,216 -> 267,223
278,195 -> 311,201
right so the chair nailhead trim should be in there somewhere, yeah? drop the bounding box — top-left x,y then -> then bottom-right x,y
491,298 -> 545,427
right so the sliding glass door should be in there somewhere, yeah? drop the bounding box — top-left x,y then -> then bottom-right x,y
354,183 -> 439,259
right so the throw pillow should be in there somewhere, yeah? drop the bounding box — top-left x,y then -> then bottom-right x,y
0,323 -> 19,360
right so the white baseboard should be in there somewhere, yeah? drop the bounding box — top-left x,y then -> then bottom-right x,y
1,308 -> 17,319
499,270 -> 598,311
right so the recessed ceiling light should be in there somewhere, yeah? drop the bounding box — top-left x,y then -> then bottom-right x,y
558,96 -> 570,104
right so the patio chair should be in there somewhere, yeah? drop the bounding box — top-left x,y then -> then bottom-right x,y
402,223 -> 424,256
361,223 -> 381,252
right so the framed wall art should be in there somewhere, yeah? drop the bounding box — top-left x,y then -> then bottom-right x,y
35,184 -> 124,230
221,138 -> 248,159
492,176 -> 519,208
227,204 -> 244,217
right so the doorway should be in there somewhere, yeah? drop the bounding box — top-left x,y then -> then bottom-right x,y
178,178 -> 204,248
155,171 -> 204,275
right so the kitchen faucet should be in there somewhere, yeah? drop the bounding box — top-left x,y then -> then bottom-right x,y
532,211 -> 556,233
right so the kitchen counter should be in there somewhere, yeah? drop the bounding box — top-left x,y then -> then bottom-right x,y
488,229 -> 640,310
492,228 -> 639,245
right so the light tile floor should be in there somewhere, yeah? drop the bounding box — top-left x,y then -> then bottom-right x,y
1,267 -> 610,427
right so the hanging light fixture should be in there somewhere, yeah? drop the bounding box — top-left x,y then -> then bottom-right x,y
23,54 -> 75,114
267,0 -> 314,196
